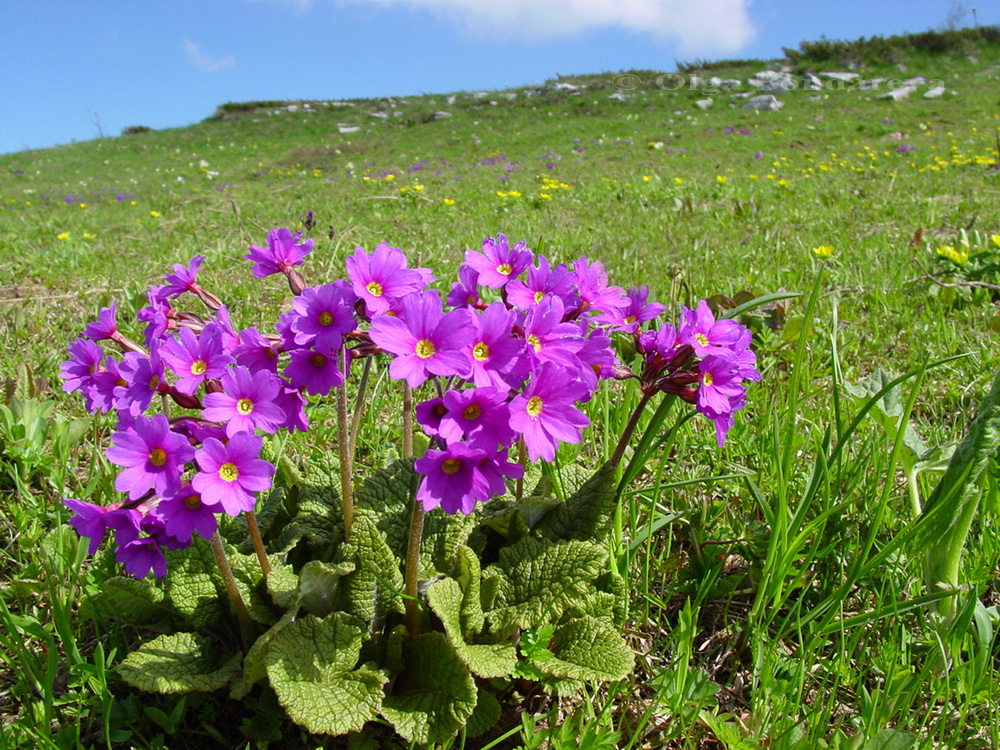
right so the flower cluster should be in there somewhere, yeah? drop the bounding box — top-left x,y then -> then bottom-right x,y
61,226 -> 759,579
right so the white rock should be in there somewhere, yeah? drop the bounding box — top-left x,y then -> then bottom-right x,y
720,79 -> 742,90
695,98 -> 713,109
858,78 -> 885,90
338,126 -> 361,134
902,76 -> 927,86
609,91 -> 629,102
821,71 -> 859,82
878,86 -> 916,101
549,82 -> 579,92
803,73 -> 823,90
368,111 -> 389,119
923,86 -> 946,99
743,94 -> 783,111
446,94 -> 457,104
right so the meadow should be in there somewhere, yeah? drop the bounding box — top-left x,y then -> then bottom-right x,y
0,28 -> 999,749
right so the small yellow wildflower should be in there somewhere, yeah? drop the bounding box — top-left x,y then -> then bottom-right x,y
443,198 -> 456,206
413,185 -> 424,192
384,174 -> 395,181
937,245 -> 969,264
129,200 -> 137,206
642,175 -> 653,183
56,232 -> 70,240
813,245 -> 834,257
716,175 -> 727,184
673,177 -> 683,184
83,232 -> 96,239
777,179 -> 790,187
991,234 -> 1000,248
150,210 -> 161,218
495,191 -> 508,198
79,203 -> 86,208
539,193 -> 551,200
507,191 -> 522,198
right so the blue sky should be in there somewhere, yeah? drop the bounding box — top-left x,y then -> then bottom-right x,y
2,0 -> 994,156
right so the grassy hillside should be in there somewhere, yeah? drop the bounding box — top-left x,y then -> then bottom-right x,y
1,29 -> 999,749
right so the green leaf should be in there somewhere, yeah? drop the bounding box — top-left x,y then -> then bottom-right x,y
83,576 -> 167,624
486,537 -> 608,632
859,729 -> 917,750
465,686 -> 501,738
456,545 -> 485,632
340,515 -> 405,629
265,613 -> 386,736
165,538 -> 225,628
380,632 -> 478,745
230,608 -> 299,700
297,559 -> 355,617
427,577 -> 517,678
531,616 -> 634,682
266,560 -> 300,611
844,368 -> 928,458
118,632 -> 242,694
354,458 -> 418,559
536,463 -> 617,542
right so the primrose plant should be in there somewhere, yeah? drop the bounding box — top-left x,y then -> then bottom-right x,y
61,226 -> 759,744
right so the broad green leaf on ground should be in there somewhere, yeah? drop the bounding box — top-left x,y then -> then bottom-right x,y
81,575 -> 167,624
297,559 -> 355,617
530,615 -> 634,682
340,515 -> 404,628
456,545 -> 484,632
264,612 -> 385,736
465,686 -> 501,738
427,577 -> 516,678
485,536 -> 608,632
230,608 -> 298,700
536,462 -> 617,542
354,458 -> 417,559
860,729 -> 917,750
380,631 -> 477,745
265,559 -> 300,610
118,632 -> 242,694
165,537 -> 225,628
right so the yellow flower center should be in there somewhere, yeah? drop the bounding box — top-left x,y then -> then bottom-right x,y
415,340 -> 436,359
526,396 -> 543,417
366,281 -> 384,297
442,458 -> 461,474
527,334 -> 542,353
236,398 -> 254,415
190,360 -> 207,375
533,291 -> 545,303
624,315 -> 636,325
149,375 -> 160,389
472,342 -> 490,361
703,371 -> 714,387
184,494 -> 202,510
496,263 -> 513,276
463,403 -> 482,420
317,311 -> 334,327
149,448 -> 167,467
695,333 -> 710,347
310,353 -> 327,367
219,463 -> 239,482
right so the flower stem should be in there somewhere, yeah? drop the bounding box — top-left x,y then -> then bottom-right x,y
245,509 -> 271,577
402,382 -> 413,459
515,438 -> 527,499
404,500 -> 425,639
349,356 -> 373,458
210,531 -> 255,648
337,373 -> 354,542
611,391 -> 654,468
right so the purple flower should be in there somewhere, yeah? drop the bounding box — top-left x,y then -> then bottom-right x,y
64,498 -> 115,554
346,242 -> 433,317
572,258 -> 627,318
106,414 -> 195,500
416,397 -> 448,438
369,290 -> 475,388
160,325 -> 233,396
284,348 -> 345,396
508,363 -> 590,462
192,431 -> 275,516
161,256 -> 205,298
290,283 -> 357,350
202,367 -> 286,436
115,537 -> 168,579
439,387 -> 515,450
596,285 -> 666,332
245,228 -> 313,278
233,327 -> 280,374
521,295 -> 586,371
695,355 -> 746,416
415,442 -> 521,514
446,265 -> 482,309
82,302 -> 118,340
506,255 -> 577,310
678,301 -> 745,358
60,338 -> 104,405
464,303 -> 526,389
150,485 -> 219,544
464,234 -> 533,289
118,349 -> 167,415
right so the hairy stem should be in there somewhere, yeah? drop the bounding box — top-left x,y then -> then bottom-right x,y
210,531 -> 255,648
402,382 -> 413,459
404,500 -> 426,639
337,346 -> 354,541
611,391 -> 654,469
245,509 -> 271,577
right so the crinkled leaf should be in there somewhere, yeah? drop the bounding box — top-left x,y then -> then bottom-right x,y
456,546 -> 484,632
532,615 -> 634,682
165,537 -> 224,628
380,632 -> 477,745
860,729 -> 917,750
341,515 -> 404,629
354,458 -> 418,559
298,559 -> 355,617
486,537 -> 608,632
230,608 -> 298,700
266,560 -> 300,611
118,632 -> 241,694
427,578 -> 516,678
83,576 -> 166,624
465,686 -> 500,738
265,613 -> 385,736
536,463 -> 617,542
422,507 -> 478,575
844,369 -> 928,459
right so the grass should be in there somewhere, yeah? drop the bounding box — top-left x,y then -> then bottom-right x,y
1,28 -> 999,749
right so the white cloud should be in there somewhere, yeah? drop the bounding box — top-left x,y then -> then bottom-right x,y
339,0 -> 755,55
183,40 -> 236,72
